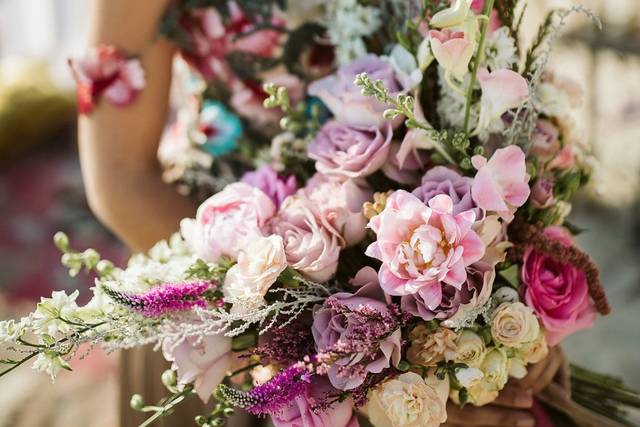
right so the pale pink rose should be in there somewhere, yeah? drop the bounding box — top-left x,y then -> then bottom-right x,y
548,145 -> 576,171
471,145 -> 530,221
162,334 -> 232,402
365,192 -> 485,309
531,176 -> 555,209
531,120 -> 560,160
180,182 -> 276,261
522,226 -> 596,346
475,68 -> 529,133
68,45 -> 145,114
272,195 -> 341,282
303,173 -> 373,247
308,121 -> 392,179
429,29 -> 474,79
272,377 -> 359,427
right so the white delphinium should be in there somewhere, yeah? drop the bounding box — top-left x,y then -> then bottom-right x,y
326,0 -> 381,65
32,290 -> 80,336
32,351 -> 71,381
483,27 -> 518,71
0,318 -> 28,344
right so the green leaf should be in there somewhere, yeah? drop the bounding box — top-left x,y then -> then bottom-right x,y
498,264 -> 520,288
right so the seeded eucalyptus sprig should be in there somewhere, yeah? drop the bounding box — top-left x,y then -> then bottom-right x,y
262,83 -> 321,136
54,232 -> 114,278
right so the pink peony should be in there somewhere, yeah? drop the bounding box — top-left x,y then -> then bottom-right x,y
180,182 -> 276,261
365,192 -> 485,310
162,334 -> 231,402
522,226 -> 596,346
308,55 -> 407,128
272,377 -> 359,427
272,195 -> 341,282
471,145 -> 530,221
308,121 -> 392,179
68,44 -> 145,114
242,165 -> 297,209
303,173 -> 373,247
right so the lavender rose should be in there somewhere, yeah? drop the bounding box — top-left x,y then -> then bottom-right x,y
242,165 -> 297,209
412,166 -> 477,216
312,267 -> 402,391
308,55 -> 407,128
308,121 -> 392,179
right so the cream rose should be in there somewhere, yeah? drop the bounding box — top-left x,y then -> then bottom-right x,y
481,347 -> 509,390
367,372 -> 449,427
491,302 -> 540,348
223,235 -> 287,315
507,357 -> 528,379
451,380 -> 499,407
519,332 -> 549,364
407,324 -> 457,367
453,330 -> 486,368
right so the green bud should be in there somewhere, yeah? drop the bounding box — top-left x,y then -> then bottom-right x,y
82,249 -> 100,269
195,415 -> 208,426
161,369 -> 177,389
223,407 -> 234,417
473,146 -> 485,156
53,232 -> 70,252
460,158 -> 472,170
279,117 -> 291,131
262,82 -> 276,95
397,360 -> 411,371
383,109 -> 401,120
211,418 -> 225,427
96,259 -> 114,277
130,394 -> 145,410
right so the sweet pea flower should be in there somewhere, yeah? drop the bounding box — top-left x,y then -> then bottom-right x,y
366,191 -> 485,308
308,121 -> 392,179
303,173 -> 373,247
430,0 -> 473,28
242,165 -> 298,209
68,45 -> 145,114
272,377 -> 359,427
471,145 -> 530,221
429,29 -> 474,79
272,195 -> 341,282
180,182 -> 276,261
522,226 -> 596,346
308,55 -> 407,128
162,333 -> 232,402
475,68 -> 529,134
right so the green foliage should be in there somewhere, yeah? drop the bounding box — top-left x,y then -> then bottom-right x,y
523,10 -> 555,75
281,22 -> 326,76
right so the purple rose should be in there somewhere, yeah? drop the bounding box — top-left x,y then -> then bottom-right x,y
242,165 -> 297,209
311,267 -> 402,391
401,263 -> 494,321
308,55 -> 407,128
413,166 -> 477,215
309,121 -> 392,179
531,176 -> 555,209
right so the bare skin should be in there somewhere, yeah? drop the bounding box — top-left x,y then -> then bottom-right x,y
80,1 -> 564,425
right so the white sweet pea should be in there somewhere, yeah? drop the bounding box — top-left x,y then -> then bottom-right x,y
387,44 -> 423,89
475,68 -> 529,134
33,290 -> 80,336
430,0 -> 473,28
223,235 -> 287,315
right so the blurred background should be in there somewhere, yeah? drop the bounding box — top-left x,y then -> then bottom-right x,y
0,0 -> 638,426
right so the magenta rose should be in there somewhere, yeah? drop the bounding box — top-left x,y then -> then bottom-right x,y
180,182 -> 276,261
413,166 -> 477,216
308,120 -> 392,179
522,226 -> 596,346
311,267 -> 402,391
242,165 -> 297,209
272,195 -> 341,282
272,376 -> 359,427
308,55 -> 407,128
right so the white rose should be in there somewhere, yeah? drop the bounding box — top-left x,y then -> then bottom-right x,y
455,367 -> 484,388
223,235 -> 287,315
519,332 -> 549,365
481,348 -> 509,391
453,330 -> 486,368
491,302 -> 540,348
367,372 -> 449,427
451,379 -> 499,407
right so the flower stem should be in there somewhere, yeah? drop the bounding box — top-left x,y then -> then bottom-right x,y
463,0 -> 495,134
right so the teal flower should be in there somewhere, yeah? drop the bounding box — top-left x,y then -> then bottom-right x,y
195,101 -> 243,157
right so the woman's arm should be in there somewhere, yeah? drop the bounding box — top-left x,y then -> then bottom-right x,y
79,0 -> 196,252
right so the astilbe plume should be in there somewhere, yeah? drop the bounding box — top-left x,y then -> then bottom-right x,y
249,320 -> 316,365
102,281 -> 213,317
218,362 -> 313,415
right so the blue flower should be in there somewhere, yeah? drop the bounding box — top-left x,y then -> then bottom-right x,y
196,100 -> 243,157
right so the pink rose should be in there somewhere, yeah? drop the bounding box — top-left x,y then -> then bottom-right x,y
308,121 -> 392,179
530,120 -> 560,160
68,44 -> 145,114
308,55 -> 407,128
162,334 -> 232,402
303,173 -> 373,247
272,195 -> 341,282
272,377 -> 359,427
522,226 -> 596,346
365,192 -> 485,310
180,182 -> 276,261
548,145 -> 576,171
471,145 -> 530,221
531,176 -> 555,209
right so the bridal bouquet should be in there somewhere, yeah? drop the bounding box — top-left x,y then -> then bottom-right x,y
2,1 -> 639,426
